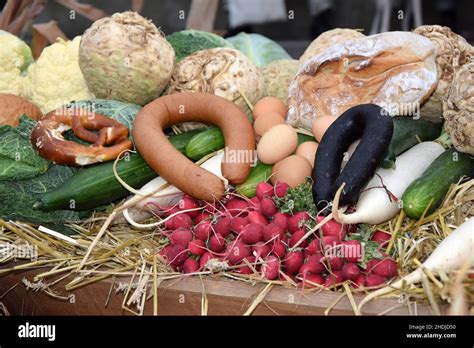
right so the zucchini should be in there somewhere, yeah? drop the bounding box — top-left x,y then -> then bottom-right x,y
35,129 -> 201,211
236,161 -> 273,197
186,126 -> 225,160
402,148 -> 474,219
381,117 -> 442,168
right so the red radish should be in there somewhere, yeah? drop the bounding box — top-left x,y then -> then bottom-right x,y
252,242 -> 271,259
247,211 -> 268,226
236,256 -> 256,274
249,197 -> 261,210
170,229 -> 193,247
262,255 -> 280,280
166,213 -> 193,230
281,234 -> 289,244
188,239 -> 207,256
321,236 -> 341,254
272,240 -> 287,258
289,229 -> 308,248
325,270 -> 344,288
317,216 -> 347,240
226,240 -> 251,264
263,223 -> 284,242
209,234 -> 226,252
194,212 -> 212,225
203,201 -> 219,214
240,223 -> 263,244
195,212 -> 211,224
288,212 -> 309,233
162,206 -> 180,217
341,263 -> 361,281
371,258 -> 398,278
158,245 -> 174,263
371,230 -> 391,245
327,256 -> 344,271
179,195 -> 200,218
284,251 -> 304,275
169,245 -> 188,267
274,181 -> 289,198
194,221 -> 212,241
182,258 -> 199,273
305,254 -> 325,273
199,252 -> 213,270
225,198 -> 249,216
341,240 -> 362,263
260,197 -> 277,217
214,217 -> 231,237
272,212 -> 289,231
353,274 -> 366,288
303,274 -> 325,287
230,216 -> 249,233
365,274 -> 386,287
256,182 -> 274,200
306,238 -> 321,255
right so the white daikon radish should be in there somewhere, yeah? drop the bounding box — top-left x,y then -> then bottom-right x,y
333,142 -> 445,224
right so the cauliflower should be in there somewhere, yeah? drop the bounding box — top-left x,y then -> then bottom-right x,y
23,36 -> 93,113
0,30 -> 33,95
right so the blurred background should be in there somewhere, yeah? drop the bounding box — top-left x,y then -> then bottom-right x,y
1,0 -> 473,57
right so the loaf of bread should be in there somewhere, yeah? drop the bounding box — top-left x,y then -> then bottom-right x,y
299,28 -> 365,66
0,93 -> 42,127
288,31 -> 438,130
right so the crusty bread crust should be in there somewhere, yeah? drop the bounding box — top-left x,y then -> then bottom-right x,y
288,32 -> 438,130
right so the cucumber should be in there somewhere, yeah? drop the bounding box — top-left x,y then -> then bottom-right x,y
169,128 -> 202,154
297,133 -> 316,146
236,161 -> 273,197
186,126 -> 225,160
35,154 -> 157,211
402,148 -> 474,219
34,129 -> 201,211
381,117 -> 442,168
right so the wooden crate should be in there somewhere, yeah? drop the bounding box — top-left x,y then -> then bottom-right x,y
0,269 -> 432,315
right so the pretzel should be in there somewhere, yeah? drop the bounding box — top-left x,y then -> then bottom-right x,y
31,109 -> 133,166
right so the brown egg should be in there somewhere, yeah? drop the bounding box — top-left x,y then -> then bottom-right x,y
253,96 -> 288,121
312,116 -> 337,142
295,141 -> 318,167
0,93 -> 42,127
257,124 -> 298,164
271,155 -> 312,187
253,111 -> 285,139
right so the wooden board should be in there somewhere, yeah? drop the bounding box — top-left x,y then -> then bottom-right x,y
0,269 -> 433,315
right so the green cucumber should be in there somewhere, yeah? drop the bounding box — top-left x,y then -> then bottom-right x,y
169,128 -> 202,154
381,117 -> 442,168
402,148 -> 474,219
186,126 -> 225,160
297,133 -> 316,145
34,154 -> 157,211
236,161 -> 273,197
34,129 -> 201,211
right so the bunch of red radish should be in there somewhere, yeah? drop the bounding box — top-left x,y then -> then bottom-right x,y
158,181 -> 398,289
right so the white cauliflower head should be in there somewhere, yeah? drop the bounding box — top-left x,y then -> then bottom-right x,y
0,30 -> 33,95
23,36 -> 93,113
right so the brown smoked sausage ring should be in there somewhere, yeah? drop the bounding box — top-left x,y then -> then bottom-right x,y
133,93 -> 256,202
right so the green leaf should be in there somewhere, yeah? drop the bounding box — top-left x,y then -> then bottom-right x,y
0,116 -> 48,181
226,33 -> 291,67
274,180 -> 317,217
0,164 -> 81,234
